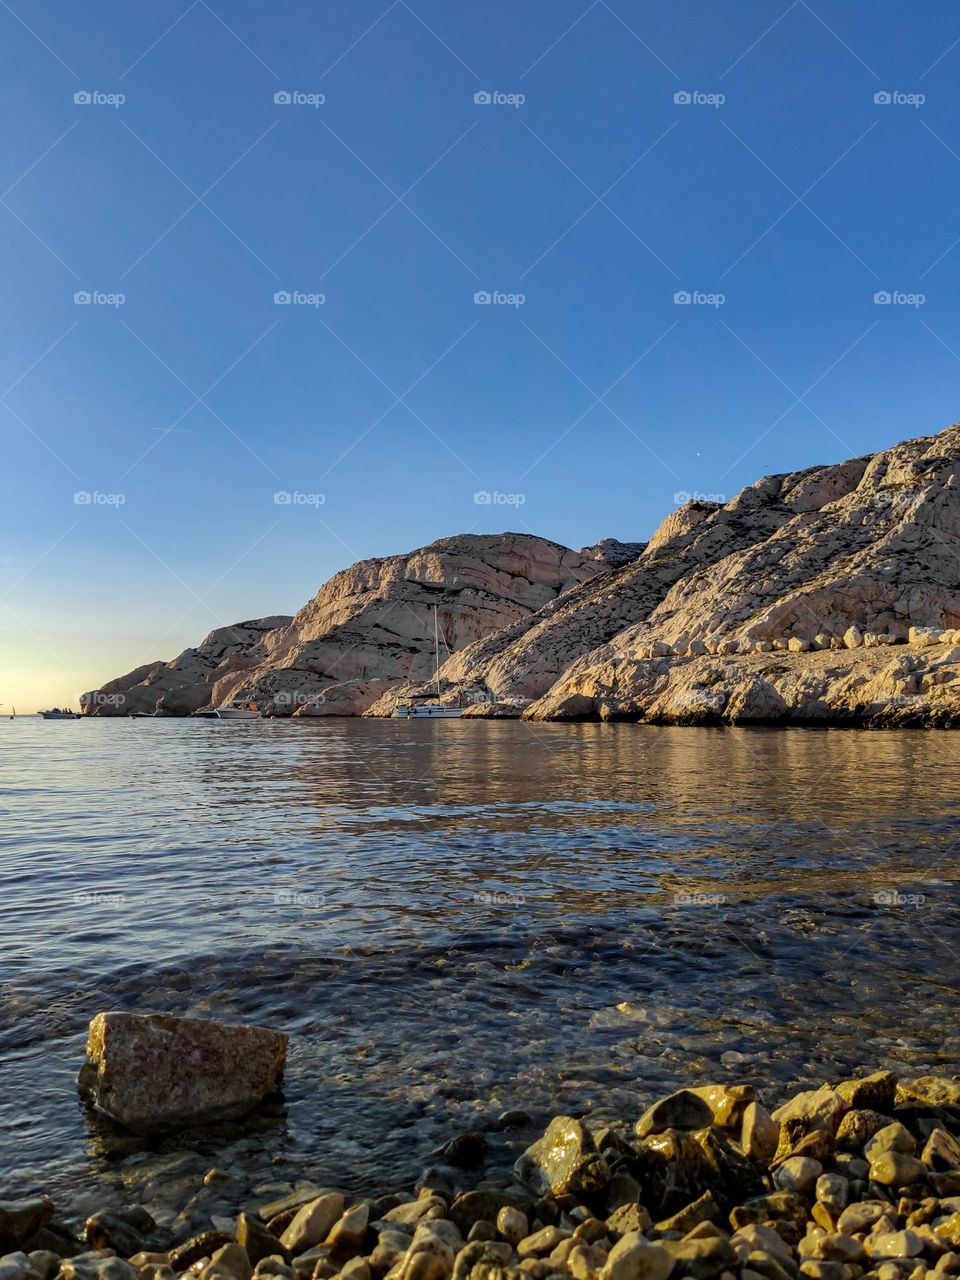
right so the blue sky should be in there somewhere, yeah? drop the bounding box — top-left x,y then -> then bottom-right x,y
2,0 -> 960,707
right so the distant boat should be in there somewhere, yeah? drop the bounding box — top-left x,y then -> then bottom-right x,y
130,711 -> 160,718
394,702 -> 464,719
39,708 -> 81,720
214,700 -> 261,721
394,605 -> 463,720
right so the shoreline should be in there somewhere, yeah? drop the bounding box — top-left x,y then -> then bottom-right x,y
6,1069 -> 960,1280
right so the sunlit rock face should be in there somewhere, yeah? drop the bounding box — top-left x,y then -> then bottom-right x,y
86,424 -> 960,725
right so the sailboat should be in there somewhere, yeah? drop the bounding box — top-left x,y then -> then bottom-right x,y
393,605 -> 464,719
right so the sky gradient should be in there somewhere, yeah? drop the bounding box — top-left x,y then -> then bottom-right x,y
3,0 -> 960,709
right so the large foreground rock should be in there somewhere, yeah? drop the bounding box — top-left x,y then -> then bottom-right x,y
78,1012 -> 287,1132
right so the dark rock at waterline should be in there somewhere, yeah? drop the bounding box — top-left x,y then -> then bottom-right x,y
168,1232 -> 235,1270
21,1223 -> 83,1260
496,1111 -> 532,1129
448,1191 -> 533,1235
633,1125 -> 764,1216
78,1012 -> 287,1132
436,1132 -> 487,1170
83,1212 -> 151,1258
834,1070 -> 898,1113
0,1201 -> 53,1252
635,1090 -> 714,1139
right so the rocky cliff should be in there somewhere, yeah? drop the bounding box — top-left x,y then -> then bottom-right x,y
82,534 -> 632,716
370,423 -> 960,725
85,424 -> 960,726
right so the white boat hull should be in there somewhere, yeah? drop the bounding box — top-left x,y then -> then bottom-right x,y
215,708 -> 261,720
393,704 -> 463,719
39,711 -> 81,720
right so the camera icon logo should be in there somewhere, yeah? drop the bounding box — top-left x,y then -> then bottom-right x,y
674,90 -> 692,105
473,490 -> 492,504
273,490 -> 292,504
274,91 -> 292,105
273,291 -> 292,304
673,290 -> 691,304
473,291 -> 492,304
873,291 -> 891,305
474,91 -> 492,105
74,90 -> 92,105
874,91 -> 892,105
73,291 -> 92,304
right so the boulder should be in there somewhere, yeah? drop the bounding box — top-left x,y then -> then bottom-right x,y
78,1012 -> 287,1132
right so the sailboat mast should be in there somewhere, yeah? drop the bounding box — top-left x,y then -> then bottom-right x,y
434,605 -> 441,698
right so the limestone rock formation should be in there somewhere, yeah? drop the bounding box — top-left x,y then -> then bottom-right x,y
377,423 -> 960,724
80,619 -> 292,716
85,424 -> 960,725
83,535 -> 627,717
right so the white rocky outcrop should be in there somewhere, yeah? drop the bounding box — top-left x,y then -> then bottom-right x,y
86,424 -> 960,726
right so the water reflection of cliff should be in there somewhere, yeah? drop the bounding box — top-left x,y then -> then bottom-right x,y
179,720 -> 959,939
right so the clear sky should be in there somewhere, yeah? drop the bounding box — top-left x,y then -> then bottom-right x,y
2,0 -> 959,710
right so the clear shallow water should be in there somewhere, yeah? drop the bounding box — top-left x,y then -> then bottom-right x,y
2,718 -> 959,1225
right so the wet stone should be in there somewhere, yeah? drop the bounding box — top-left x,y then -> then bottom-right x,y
169,1233 -> 236,1270
868,1231 -> 926,1260
515,1120 -> 610,1200
438,1135 -> 487,1171
835,1072 -> 899,1114
870,1154 -> 928,1188
635,1092 -> 714,1139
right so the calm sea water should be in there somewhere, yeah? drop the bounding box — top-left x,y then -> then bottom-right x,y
2,718 -> 959,1226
